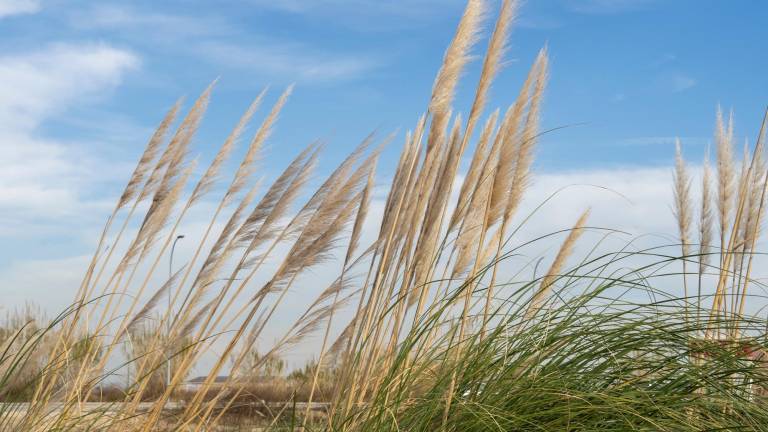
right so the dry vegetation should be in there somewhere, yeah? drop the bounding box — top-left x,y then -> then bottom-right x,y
3,0 -> 768,430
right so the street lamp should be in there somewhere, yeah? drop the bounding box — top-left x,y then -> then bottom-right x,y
168,234 -> 185,389
170,234 -> 185,281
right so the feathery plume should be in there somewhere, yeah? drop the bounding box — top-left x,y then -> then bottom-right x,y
526,209 -> 589,318
743,139 -> 765,250
123,265 -> 187,336
423,0 -> 484,199
235,143 -> 318,251
287,135 -> 383,242
118,99 -> 182,210
673,139 -> 693,257
137,83 -> 214,206
347,160 -> 376,262
119,161 -> 198,272
177,296 -> 218,341
452,173 -> 495,277
449,109 -> 498,232
429,0 -> 485,119
190,90 -> 267,205
452,120 -> 503,278
716,106 -> 734,249
274,292 -> 358,358
140,161 -> 199,256
252,190 -> 362,306
462,0 -> 517,145
699,150 -> 714,275
226,86 -> 292,200
478,225 -> 503,269
412,115 -> 465,287
673,140 -> 693,310
327,316 -> 357,365
192,181 -> 263,306
504,48 -> 548,222
489,48 -> 547,227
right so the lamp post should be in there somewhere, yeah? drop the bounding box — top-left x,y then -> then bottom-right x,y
125,331 -> 135,390
168,234 -> 185,389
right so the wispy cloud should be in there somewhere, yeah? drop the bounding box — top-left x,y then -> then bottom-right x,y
517,15 -> 563,30
69,4 -> 379,83
241,0 -> 469,32
69,4 -> 232,40
198,40 -> 380,83
618,136 -> 708,147
651,53 -> 677,67
0,0 -> 39,18
244,0 -> 464,18
670,73 -> 697,92
567,0 -> 655,14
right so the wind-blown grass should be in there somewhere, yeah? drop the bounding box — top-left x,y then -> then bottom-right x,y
2,0 -> 768,430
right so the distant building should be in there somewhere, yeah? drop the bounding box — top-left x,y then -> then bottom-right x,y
179,374 -> 284,392
179,375 -> 229,392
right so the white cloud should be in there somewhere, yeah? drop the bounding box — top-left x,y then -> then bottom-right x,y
0,164 -> 680,325
0,43 -> 139,130
0,0 -> 40,18
0,43 -> 139,230
524,166 -> 674,237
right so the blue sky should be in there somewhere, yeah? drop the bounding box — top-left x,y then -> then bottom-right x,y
1,0 -> 767,320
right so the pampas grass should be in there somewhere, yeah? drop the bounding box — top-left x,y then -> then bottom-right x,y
4,2 -> 768,432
